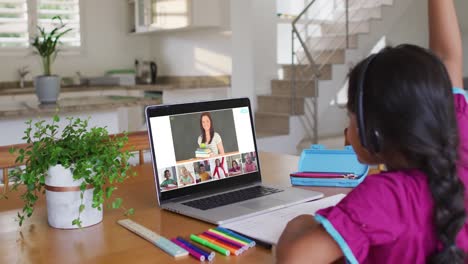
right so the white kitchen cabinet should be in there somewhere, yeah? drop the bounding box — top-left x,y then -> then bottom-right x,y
130,0 -> 221,33
0,95 -> 14,103
100,89 -> 129,96
12,94 -> 37,102
60,91 -> 102,99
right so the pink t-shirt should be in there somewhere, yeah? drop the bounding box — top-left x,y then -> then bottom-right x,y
316,94 -> 468,263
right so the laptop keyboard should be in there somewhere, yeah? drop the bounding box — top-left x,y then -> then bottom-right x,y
182,186 -> 283,210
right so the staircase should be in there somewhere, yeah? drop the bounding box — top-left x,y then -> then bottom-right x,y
255,0 -> 395,153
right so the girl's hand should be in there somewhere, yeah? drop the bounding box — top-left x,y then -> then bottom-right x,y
429,0 -> 463,87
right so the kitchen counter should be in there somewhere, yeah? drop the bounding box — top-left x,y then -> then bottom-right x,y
0,75 -> 232,96
0,84 -> 170,96
0,95 -> 161,120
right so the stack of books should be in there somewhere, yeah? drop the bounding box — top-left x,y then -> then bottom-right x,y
195,148 -> 212,158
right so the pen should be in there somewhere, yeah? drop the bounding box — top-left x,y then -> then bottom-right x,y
198,233 -> 242,256
208,229 -> 250,247
290,172 -> 357,179
213,227 -> 255,247
203,231 -> 247,250
176,237 -> 215,261
171,238 -> 205,261
190,234 -> 230,256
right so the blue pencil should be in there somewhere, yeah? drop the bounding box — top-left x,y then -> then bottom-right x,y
176,237 -> 215,261
215,227 -> 256,247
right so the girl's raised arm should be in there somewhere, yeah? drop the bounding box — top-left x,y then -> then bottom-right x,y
429,0 -> 463,88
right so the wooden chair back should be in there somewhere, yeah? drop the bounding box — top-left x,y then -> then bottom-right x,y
0,143 -> 28,190
0,131 -> 150,191
113,131 -> 151,164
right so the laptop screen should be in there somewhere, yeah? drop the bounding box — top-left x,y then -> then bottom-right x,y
146,98 -> 261,202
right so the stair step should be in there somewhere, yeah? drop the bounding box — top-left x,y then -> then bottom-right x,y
335,0 -> 393,9
281,64 -> 332,80
308,35 -> 358,51
304,7 -> 381,24
271,80 -> 316,97
333,6 -> 382,22
310,50 -> 345,64
296,50 -> 345,65
320,21 -> 370,35
257,95 -> 305,115
255,112 -> 290,135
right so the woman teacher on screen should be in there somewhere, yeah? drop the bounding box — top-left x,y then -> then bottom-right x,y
197,112 -> 225,155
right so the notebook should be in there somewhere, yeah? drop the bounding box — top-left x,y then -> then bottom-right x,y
220,193 -> 346,245
145,98 -> 323,224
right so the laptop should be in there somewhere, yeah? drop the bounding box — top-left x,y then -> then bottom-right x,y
145,98 -> 323,225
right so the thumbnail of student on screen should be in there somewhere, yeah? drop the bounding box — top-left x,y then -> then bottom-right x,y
229,160 -> 242,176
179,166 -> 195,186
197,112 -> 225,156
198,163 -> 212,182
212,157 -> 227,179
160,169 -> 177,188
243,152 -> 258,173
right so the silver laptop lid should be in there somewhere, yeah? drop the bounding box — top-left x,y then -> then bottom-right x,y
145,98 -> 262,205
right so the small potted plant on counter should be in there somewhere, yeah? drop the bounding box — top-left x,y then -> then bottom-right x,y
6,116 -> 135,229
32,16 -> 71,105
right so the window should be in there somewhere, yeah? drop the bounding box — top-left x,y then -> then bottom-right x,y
0,0 -> 81,49
0,0 -> 29,47
37,0 -> 81,47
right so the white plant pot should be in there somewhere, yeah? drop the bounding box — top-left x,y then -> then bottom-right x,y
34,75 -> 61,105
45,165 -> 103,229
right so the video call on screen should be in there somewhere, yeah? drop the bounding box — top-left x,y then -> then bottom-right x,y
149,107 -> 258,192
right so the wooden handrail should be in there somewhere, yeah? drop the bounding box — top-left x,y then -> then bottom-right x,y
0,131 -> 151,191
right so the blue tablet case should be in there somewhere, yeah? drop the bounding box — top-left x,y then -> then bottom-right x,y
291,144 -> 369,187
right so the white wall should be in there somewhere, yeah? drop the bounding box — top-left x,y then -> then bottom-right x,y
386,0 -> 428,47
253,0 -> 277,96
386,0 -> 468,77
0,0 -> 151,82
148,0 -> 231,76
464,35 -> 468,77
149,29 -> 232,76
149,0 -> 278,110
230,0 -> 277,109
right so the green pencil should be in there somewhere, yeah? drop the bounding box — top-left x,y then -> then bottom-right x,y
190,234 -> 231,256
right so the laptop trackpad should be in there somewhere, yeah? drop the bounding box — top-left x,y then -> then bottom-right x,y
239,198 -> 285,210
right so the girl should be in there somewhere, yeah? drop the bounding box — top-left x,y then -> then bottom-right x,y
229,160 -> 242,176
244,153 -> 257,173
212,158 -> 227,179
276,0 -> 467,263
179,166 -> 195,186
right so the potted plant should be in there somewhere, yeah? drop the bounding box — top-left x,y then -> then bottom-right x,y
32,16 -> 71,105
6,115 -> 135,229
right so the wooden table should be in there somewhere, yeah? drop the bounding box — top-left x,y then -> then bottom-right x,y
0,152 -> 352,264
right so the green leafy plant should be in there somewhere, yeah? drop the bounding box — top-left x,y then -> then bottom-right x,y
5,115 -> 135,227
31,16 -> 71,76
